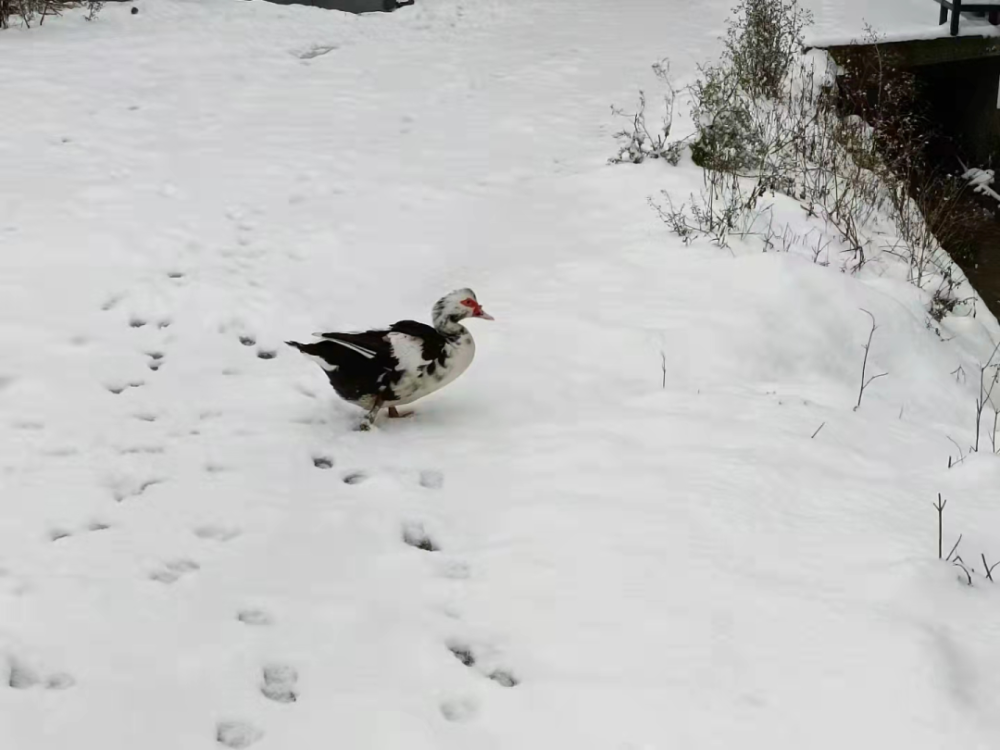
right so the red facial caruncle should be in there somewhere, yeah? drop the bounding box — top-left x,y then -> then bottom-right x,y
460,298 -> 494,320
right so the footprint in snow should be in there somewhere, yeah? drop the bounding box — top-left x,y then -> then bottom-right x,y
118,444 -> 166,455
237,608 -> 274,626
11,420 -> 44,431
40,446 -> 78,458
487,669 -> 519,687
419,470 -> 444,490
106,380 -> 145,395
128,316 -> 147,329
112,477 -> 164,502
216,720 -> 263,749
446,641 -> 519,688
256,348 -> 277,360
260,663 -> 298,703
239,335 -> 256,347
101,294 -> 124,312
447,641 -> 475,667
402,522 -> 439,552
193,525 -> 241,542
437,559 -> 471,580
342,471 -> 367,485
49,529 -> 72,542
87,521 -> 111,532
146,351 -> 165,372
439,696 -> 478,723
297,43 -> 338,60
149,559 -> 199,584
312,455 -> 334,470
6,657 -> 75,690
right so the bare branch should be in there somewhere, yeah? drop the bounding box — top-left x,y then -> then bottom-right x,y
854,309 -> 887,411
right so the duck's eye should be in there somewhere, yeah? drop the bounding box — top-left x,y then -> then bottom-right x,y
459,299 -> 477,309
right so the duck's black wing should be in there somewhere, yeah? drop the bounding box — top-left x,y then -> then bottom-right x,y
286,321 -> 447,404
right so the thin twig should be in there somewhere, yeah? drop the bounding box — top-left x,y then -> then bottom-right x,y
854,309 -> 887,411
810,422 -> 825,439
946,435 -> 966,468
946,533 -> 963,563
981,553 -> 1000,582
954,559 -> 973,586
933,494 -> 947,560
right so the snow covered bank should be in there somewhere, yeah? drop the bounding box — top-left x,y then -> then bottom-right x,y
3,1 -> 1000,748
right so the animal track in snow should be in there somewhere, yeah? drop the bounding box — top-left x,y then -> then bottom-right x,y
402,522 -> 439,552
298,43 -> 338,59
439,696 -> 478,723
107,380 -> 145,395
5,656 -> 74,691
419,470 -> 444,490
49,529 -> 71,542
447,642 -> 475,667
8,661 -> 39,689
112,477 -> 164,502
149,559 -> 199,583
312,455 -> 334,470
488,669 -> 519,687
134,412 -> 158,422
44,672 -> 76,689
119,444 -> 166,455
239,335 -> 256,347
260,663 -> 298,703
11,420 -> 44,431
256,349 -> 277,360
237,608 -> 273,626
216,720 -> 263,748
41,446 -> 78,458
87,521 -> 111,532
146,351 -> 165,371
193,525 -> 241,542
437,559 -> 471,580
446,642 -> 520,688
342,471 -> 367,485
167,271 -> 185,280
158,318 -> 172,329
128,316 -> 148,329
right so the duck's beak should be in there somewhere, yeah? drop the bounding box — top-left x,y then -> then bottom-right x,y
475,308 -> 495,321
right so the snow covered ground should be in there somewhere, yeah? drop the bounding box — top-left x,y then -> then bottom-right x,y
805,0 -> 1000,45
3,0 -> 1000,748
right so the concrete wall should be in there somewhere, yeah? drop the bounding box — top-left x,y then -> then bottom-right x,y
825,38 -> 1000,167
914,57 -> 1000,166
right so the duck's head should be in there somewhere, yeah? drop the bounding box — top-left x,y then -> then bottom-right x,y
432,288 -> 494,330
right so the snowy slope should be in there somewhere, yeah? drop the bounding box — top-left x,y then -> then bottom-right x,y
3,1 -> 1000,748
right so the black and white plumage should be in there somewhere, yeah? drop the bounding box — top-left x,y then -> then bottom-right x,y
286,289 -> 493,428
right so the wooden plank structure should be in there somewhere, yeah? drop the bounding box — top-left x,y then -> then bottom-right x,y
935,0 -> 1000,36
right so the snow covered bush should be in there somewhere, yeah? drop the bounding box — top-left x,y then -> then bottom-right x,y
725,0 -> 813,100
609,60 -> 683,166
652,1 -> 971,324
0,0 -> 100,28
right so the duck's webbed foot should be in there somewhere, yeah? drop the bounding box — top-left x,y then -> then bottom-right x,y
356,400 -> 384,431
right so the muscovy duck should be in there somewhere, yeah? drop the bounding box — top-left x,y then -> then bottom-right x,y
286,289 -> 493,429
